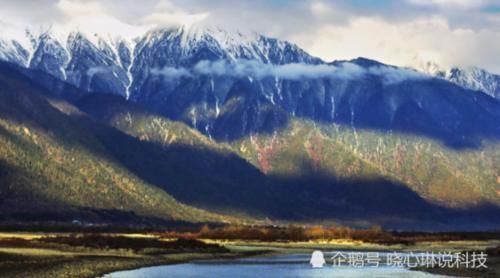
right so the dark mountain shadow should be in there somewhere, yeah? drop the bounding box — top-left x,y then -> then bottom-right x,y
266,167 -> 500,231
0,61 -> 86,102
324,58 -> 500,149
135,74 -> 292,142
69,113 -> 282,218
327,77 -> 500,150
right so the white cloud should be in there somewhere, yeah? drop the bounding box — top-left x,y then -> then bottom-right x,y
407,0 -> 492,9
141,1 -> 209,27
151,60 -> 428,84
143,12 -> 209,27
293,16 -> 500,73
56,0 -> 103,17
150,67 -> 192,79
53,0 -> 150,41
368,66 -> 428,84
192,60 -> 366,80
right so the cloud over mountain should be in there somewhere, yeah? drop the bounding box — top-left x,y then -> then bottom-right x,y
150,59 -> 428,84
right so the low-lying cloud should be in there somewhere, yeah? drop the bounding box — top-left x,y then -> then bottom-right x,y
193,60 -> 366,80
150,67 -> 192,78
367,66 -> 429,84
150,59 -> 429,84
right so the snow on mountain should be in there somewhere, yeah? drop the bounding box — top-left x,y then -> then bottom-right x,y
411,58 -> 500,100
445,67 -> 500,100
0,20 -> 33,66
0,22 -> 322,101
0,16 -> 150,98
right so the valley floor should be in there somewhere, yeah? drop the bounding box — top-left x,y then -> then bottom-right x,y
0,232 -> 267,278
0,232 -> 498,277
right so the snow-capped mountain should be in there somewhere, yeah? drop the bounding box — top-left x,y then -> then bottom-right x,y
0,23 -> 327,139
411,59 -> 500,100
0,24 -> 320,99
1,24 -> 499,147
0,25 -> 132,98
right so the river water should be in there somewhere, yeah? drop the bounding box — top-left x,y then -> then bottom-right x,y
103,251 -> 453,277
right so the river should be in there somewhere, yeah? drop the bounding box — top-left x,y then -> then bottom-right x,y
103,251 -> 453,277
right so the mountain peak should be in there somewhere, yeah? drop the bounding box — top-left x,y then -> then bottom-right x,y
349,57 -> 387,67
410,58 -> 500,99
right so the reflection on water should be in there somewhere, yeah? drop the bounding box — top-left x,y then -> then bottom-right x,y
104,252 -> 452,278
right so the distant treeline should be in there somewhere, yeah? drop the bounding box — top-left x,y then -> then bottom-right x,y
157,225 -> 500,244
159,225 -> 394,243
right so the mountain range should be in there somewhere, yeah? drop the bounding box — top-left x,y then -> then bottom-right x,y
0,24 -> 499,231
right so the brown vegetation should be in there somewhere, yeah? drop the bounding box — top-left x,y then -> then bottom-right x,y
39,234 -> 227,252
157,224 -> 500,245
158,224 -> 391,243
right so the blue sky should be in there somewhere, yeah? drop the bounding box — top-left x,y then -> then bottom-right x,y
1,0 -> 499,72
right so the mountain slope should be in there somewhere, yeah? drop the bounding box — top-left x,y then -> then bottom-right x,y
76,93 -> 284,219
232,120 -> 500,209
75,93 -> 500,230
0,24 -> 499,230
0,62 -> 229,224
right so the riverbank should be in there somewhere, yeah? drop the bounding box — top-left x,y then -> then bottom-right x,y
0,232 -> 498,277
0,233 -> 271,278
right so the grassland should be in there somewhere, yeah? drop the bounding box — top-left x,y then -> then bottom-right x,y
0,232 -> 268,278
